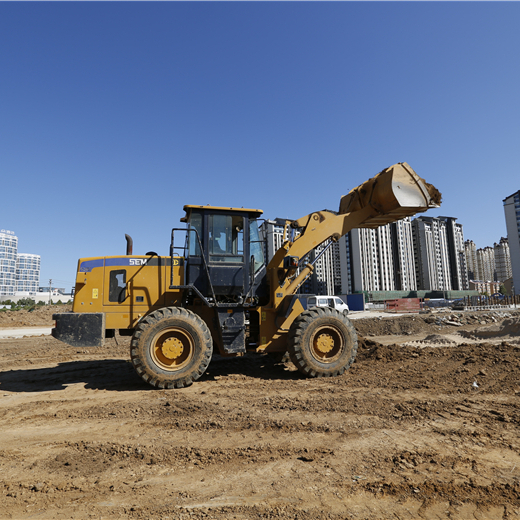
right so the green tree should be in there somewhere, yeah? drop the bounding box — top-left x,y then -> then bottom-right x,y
17,298 -> 36,308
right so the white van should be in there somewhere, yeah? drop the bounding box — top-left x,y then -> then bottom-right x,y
306,296 -> 349,315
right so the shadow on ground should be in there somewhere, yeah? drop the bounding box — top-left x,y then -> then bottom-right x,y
0,355 -> 301,393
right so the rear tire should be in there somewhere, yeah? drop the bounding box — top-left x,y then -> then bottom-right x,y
130,307 -> 213,389
288,307 -> 357,377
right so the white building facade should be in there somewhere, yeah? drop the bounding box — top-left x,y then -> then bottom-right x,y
391,217 -> 417,291
0,229 -> 40,297
261,213 -> 471,297
476,246 -> 495,282
464,240 -> 478,281
438,217 -> 468,290
494,237 -> 512,283
0,230 -> 18,296
341,217 -> 417,294
503,191 -> 520,292
16,254 -> 41,293
412,217 -> 452,291
348,225 -> 395,292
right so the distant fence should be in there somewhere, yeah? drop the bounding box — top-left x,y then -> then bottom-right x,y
365,290 -> 479,302
456,294 -> 520,308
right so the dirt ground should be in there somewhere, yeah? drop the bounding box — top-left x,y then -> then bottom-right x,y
0,306 -> 520,519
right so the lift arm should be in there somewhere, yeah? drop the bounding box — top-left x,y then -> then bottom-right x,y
266,162 -> 441,304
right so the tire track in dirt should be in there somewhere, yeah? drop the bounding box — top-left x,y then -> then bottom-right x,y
0,310 -> 519,518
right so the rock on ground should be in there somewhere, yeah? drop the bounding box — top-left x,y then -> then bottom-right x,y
0,308 -> 519,519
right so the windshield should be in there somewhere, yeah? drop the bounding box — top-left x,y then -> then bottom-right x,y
209,214 -> 244,262
249,220 -> 265,273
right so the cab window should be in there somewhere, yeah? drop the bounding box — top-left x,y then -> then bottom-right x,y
209,215 -> 243,262
109,270 -> 127,303
249,219 -> 265,273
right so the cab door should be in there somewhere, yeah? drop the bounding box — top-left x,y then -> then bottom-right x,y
207,214 -> 246,296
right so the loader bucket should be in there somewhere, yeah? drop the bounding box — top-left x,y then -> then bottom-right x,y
338,162 -> 441,228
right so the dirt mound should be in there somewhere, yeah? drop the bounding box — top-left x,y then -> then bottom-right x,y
404,333 -> 460,347
355,339 -> 520,394
0,304 -> 71,328
353,315 -> 431,336
355,310 -> 520,349
422,333 -> 457,343
1,311 -> 520,518
462,317 -> 520,341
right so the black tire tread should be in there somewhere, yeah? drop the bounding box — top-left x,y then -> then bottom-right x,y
288,307 -> 358,378
130,307 -> 213,389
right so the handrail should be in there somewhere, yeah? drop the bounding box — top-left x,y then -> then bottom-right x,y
169,227 -> 217,306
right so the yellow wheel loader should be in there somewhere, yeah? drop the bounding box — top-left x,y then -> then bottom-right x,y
52,163 -> 441,389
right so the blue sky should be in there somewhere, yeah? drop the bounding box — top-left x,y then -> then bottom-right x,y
1,2 -> 519,289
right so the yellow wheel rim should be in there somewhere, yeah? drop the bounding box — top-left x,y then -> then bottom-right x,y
150,327 -> 194,371
310,326 -> 343,363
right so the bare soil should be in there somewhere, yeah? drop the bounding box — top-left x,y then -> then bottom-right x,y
1,306 -> 520,519
0,305 -> 68,328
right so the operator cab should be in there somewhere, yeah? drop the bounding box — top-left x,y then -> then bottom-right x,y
181,205 -> 265,303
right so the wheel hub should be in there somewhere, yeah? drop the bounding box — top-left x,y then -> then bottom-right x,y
161,337 -> 184,359
315,333 -> 334,354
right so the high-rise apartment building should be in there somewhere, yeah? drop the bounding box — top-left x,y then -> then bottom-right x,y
347,226 -> 392,293
476,246 -> 495,282
391,217 -> 417,291
299,239 -> 339,295
16,254 -> 41,293
338,233 -> 353,294
259,218 -> 340,295
503,191 -> 520,292
438,217 -> 468,290
260,213 -> 471,297
348,227 -> 385,292
411,217 -> 451,291
464,237 -> 511,285
464,240 -> 478,280
411,216 -> 469,291
0,229 -> 40,296
259,218 -> 289,264
0,230 -> 18,296
341,217 -> 417,293
494,237 -> 512,282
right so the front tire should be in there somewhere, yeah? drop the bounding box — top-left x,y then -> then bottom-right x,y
130,307 -> 213,389
288,307 -> 357,377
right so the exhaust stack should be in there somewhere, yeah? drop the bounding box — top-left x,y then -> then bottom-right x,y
125,234 -> 133,256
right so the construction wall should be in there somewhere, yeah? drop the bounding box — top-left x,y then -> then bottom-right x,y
362,290 -> 479,302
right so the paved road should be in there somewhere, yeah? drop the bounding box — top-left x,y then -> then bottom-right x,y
0,327 -> 52,339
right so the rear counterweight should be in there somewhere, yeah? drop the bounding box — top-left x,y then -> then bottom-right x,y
52,312 -> 106,347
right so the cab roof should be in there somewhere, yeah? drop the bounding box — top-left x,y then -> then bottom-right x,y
181,205 -> 263,222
